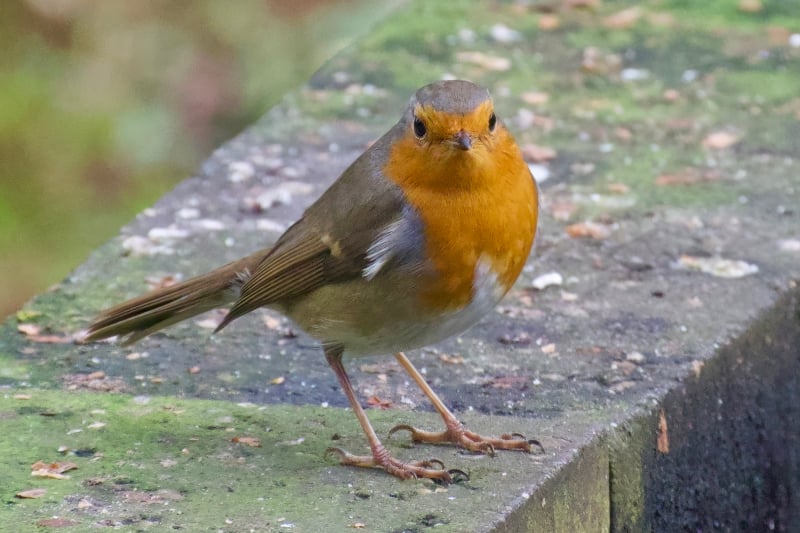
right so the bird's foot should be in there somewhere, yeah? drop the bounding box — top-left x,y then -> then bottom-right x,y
389,422 -> 543,456
325,445 -> 467,484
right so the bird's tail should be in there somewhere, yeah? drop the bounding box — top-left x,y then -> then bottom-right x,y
83,250 -> 268,345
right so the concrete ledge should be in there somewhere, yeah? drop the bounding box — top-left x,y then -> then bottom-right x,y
2,1 -> 800,531
609,291 -> 800,531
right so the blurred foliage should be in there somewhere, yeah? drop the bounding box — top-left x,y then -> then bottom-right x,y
0,0 -> 394,319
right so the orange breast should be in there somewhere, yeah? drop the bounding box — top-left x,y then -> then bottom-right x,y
383,127 -> 538,312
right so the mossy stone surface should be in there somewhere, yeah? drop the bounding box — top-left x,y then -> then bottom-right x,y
2,0 -> 800,530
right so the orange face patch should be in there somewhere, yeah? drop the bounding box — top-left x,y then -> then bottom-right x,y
384,108 -> 538,312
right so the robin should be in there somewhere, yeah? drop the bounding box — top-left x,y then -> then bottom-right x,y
84,80 -> 540,483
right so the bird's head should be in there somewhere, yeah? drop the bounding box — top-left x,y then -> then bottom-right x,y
405,80 -> 499,158
384,80 -> 520,192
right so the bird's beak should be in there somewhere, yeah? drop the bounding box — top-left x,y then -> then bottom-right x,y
453,130 -> 472,151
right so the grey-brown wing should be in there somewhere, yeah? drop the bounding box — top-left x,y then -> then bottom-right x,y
218,126 -> 413,328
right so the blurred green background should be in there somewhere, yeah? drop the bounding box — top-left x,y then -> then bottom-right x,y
0,0 -> 393,319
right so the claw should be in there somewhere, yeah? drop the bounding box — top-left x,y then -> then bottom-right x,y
388,424 -> 414,438
499,432 -> 546,454
447,469 -> 470,483
426,458 -> 446,470
528,438 -> 545,454
325,447 -> 348,460
326,444 -> 454,484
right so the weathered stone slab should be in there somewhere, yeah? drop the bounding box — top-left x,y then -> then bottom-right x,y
2,0 -> 800,531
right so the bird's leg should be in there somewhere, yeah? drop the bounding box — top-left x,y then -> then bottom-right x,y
323,345 -> 462,483
389,352 -> 542,455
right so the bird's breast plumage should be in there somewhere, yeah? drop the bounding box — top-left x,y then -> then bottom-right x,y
382,124 -> 538,315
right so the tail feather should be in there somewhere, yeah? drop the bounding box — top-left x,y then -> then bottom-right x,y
84,251 -> 268,345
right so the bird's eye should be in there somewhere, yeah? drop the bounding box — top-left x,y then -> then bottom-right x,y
488,112 -> 497,132
413,117 -> 427,138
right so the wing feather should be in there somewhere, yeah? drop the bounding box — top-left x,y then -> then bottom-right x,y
216,121 -> 419,330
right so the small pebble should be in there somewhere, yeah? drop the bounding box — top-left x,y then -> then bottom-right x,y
228,161 -> 256,183
176,207 -> 200,219
529,164 -> 550,183
778,239 -> 800,252
620,68 -> 649,82
531,272 -> 563,290
490,23 -> 522,43
626,351 -> 646,364
148,226 -> 190,241
192,219 -> 225,231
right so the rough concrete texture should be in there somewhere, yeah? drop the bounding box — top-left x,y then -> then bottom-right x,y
2,0 -> 800,531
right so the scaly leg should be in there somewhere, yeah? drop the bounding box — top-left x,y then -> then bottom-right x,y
389,352 -> 542,455
324,345 -> 464,483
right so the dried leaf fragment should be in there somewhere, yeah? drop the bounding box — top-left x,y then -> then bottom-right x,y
366,395 -> 393,409
702,131 -> 741,149
614,127 -> 633,141
145,274 -> 180,291
541,343 -> 557,355
691,360 -> 705,378
603,7 -> 643,29
521,144 -> 558,162
560,290 -> 578,302
656,168 -> 720,186
738,0 -> 763,12
766,25 -> 791,46
676,255 -> 758,278
565,221 -> 612,240
359,362 -> 398,374
31,461 -> 78,479
17,323 -> 40,336
77,499 -> 93,509
439,353 -> 464,365
263,314 -> 282,330
662,88 -> 680,102
547,199 -> 577,221
657,410 -> 669,453
520,91 -> 550,106
456,51 -> 512,71
17,323 -> 72,344
196,318 -> 221,330
232,436 -> 262,447
538,14 -> 561,30
16,488 -> 47,499
606,182 -> 630,194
